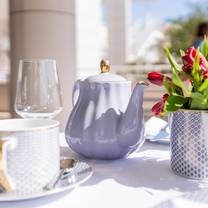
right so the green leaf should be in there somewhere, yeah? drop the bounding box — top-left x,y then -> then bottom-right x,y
191,48 -> 202,87
190,92 -> 208,110
191,92 -> 204,100
164,95 -> 188,112
199,79 -> 208,92
203,87 -> 208,97
163,77 -> 172,94
179,49 -> 185,57
192,48 -> 200,74
163,76 -> 185,97
165,48 -> 190,95
165,48 -> 181,72
202,35 -> 208,59
172,69 -> 190,96
178,71 -> 192,80
172,72 -> 184,88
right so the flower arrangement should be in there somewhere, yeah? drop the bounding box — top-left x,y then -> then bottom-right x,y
148,37 -> 208,115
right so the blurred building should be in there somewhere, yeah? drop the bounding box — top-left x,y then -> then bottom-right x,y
76,0 -> 167,76
0,0 -> 170,125
76,0 -> 103,78
76,0 -> 132,78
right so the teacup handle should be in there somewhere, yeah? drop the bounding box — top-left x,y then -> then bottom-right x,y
72,80 -> 80,107
0,136 -> 17,192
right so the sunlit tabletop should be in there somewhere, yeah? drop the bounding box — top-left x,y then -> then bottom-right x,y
1,133 -> 208,208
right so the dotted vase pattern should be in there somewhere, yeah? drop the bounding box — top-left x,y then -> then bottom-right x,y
6,127 -> 60,195
170,111 -> 208,180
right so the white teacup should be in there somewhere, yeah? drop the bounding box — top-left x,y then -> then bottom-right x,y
0,119 -> 60,193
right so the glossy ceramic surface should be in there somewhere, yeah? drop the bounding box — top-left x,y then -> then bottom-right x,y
0,119 -> 60,193
65,79 -> 146,159
170,111 -> 208,180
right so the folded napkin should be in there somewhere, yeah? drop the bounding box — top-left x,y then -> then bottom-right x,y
145,117 -> 170,144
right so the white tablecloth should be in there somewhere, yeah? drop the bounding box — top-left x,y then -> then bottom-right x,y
1,134 -> 208,208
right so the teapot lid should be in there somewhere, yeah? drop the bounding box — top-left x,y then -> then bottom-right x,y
84,60 -> 127,83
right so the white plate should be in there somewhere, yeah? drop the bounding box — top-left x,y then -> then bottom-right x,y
145,131 -> 170,144
0,160 -> 93,202
145,117 -> 170,144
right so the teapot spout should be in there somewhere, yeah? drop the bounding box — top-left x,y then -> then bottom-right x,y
118,82 -> 148,148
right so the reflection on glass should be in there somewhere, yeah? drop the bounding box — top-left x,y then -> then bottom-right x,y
15,59 -> 63,118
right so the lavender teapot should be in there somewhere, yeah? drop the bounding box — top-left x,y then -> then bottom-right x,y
65,60 -> 147,159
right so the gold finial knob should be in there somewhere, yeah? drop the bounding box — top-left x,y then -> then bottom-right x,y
100,59 -> 110,73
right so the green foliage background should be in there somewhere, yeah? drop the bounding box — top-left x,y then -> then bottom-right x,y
166,3 -> 208,57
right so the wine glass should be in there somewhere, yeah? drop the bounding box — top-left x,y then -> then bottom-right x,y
15,59 -> 63,119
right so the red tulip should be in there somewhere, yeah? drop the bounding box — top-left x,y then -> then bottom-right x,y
152,94 -> 169,115
148,72 -> 164,86
148,72 -> 172,87
182,47 -> 208,74
182,47 -> 196,71
203,71 -> 208,78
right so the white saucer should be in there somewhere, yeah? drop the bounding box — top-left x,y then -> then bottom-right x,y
0,160 -> 93,202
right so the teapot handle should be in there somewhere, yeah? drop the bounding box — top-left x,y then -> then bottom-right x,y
72,80 -> 80,107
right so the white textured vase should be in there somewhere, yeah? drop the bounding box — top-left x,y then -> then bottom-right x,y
170,111 -> 208,180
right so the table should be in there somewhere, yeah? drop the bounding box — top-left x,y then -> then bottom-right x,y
1,134 -> 208,208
